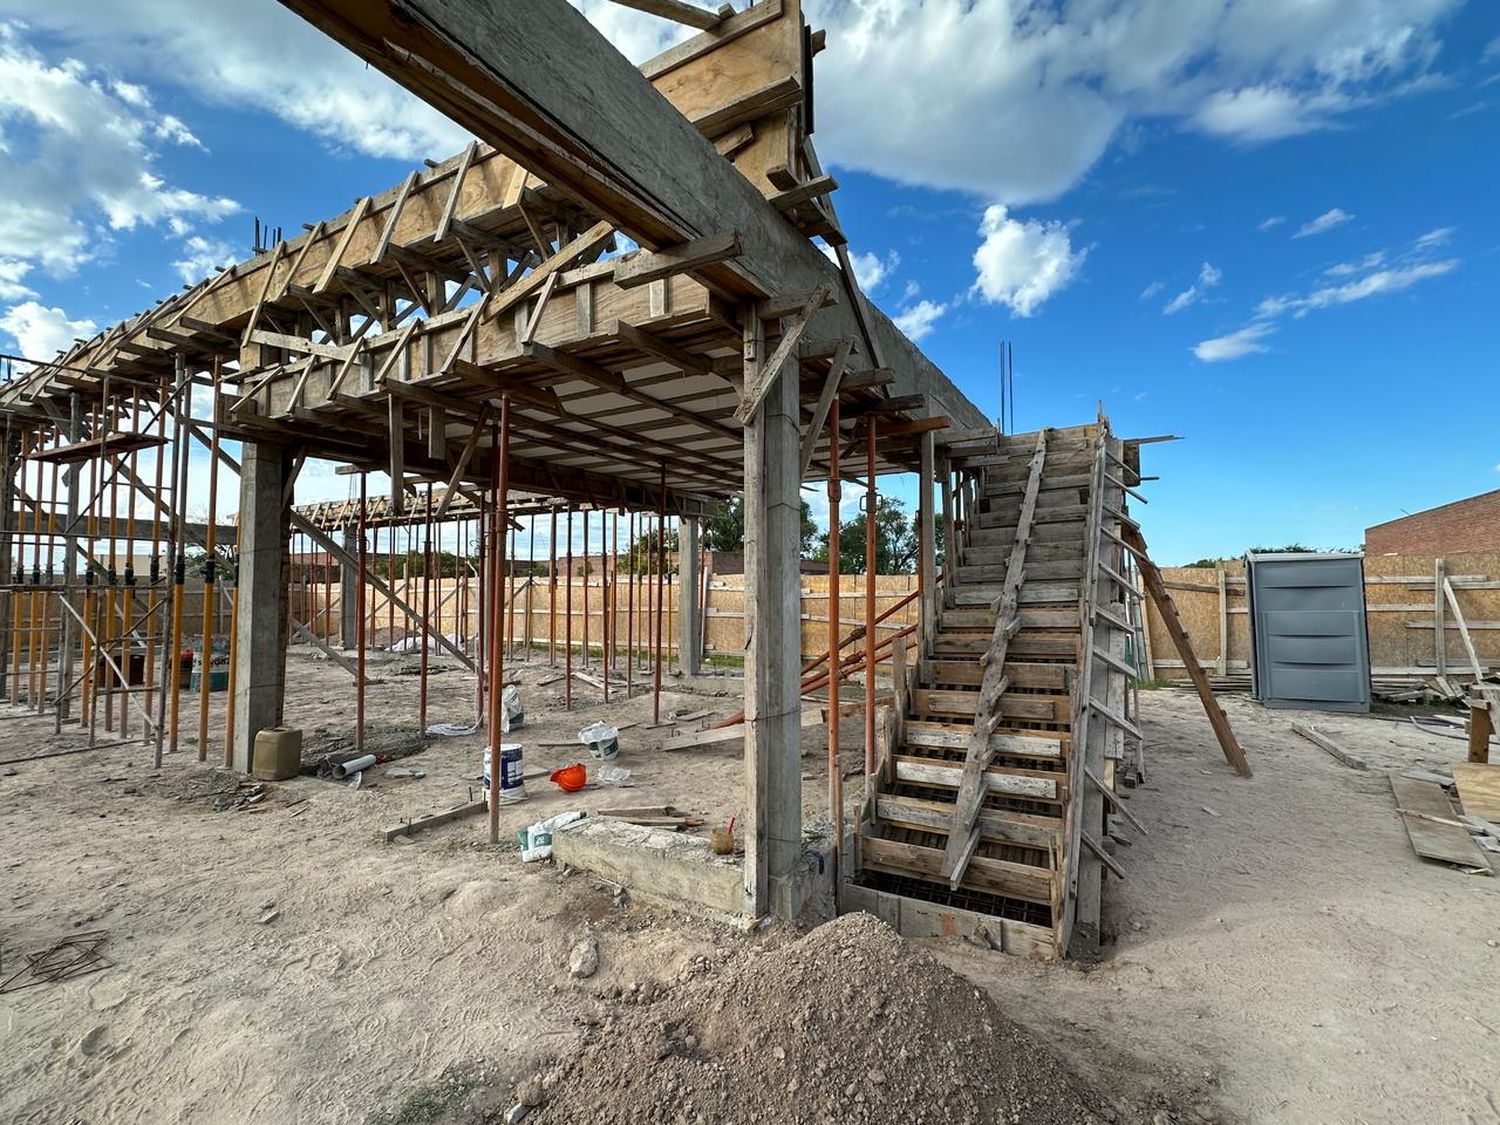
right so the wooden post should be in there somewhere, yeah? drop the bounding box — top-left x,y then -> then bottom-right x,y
1215,565 -> 1228,677
1434,556 -> 1447,677
1468,698 -> 1493,765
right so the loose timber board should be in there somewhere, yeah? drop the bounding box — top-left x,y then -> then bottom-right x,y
1389,775 -> 1488,868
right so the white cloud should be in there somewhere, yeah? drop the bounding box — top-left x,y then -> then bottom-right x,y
1197,228 -> 1456,361
894,300 -> 946,342
1295,259 -> 1457,312
1257,216 -> 1286,231
803,0 -> 1457,205
0,0 -> 1461,214
172,235 -> 236,284
0,24 -> 239,280
821,244 -> 899,293
1294,207 -> 1355,238
0,300 -> 97,362
971,205 -> 1086,317
1324,250 -> 1386,276
0,258 -> 35,301
1163,261 -> 1222,314
0,3 -> 471,163
1194,323 -> 1274,362
1414,225 -> 1454,248
1139,280 -> 1165,300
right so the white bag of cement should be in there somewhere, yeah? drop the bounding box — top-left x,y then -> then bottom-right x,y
519,810 -> 586,862
501,684 -> 524,732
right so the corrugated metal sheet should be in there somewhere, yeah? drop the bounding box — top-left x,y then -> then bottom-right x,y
1245,553 -> 1370,713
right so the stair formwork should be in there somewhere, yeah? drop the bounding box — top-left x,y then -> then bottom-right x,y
845,417 -> 1145,960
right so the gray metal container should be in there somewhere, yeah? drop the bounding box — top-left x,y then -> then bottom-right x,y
1245,552 -> 1370,713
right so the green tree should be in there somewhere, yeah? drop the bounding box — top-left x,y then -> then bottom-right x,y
810,496 -> 935,575
701,495 -> 819,557
621,525 -> 679,575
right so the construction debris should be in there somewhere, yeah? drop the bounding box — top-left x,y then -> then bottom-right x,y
0,931 -> 112,993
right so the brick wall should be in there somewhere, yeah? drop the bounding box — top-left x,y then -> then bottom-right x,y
1365,489 -> 1500,555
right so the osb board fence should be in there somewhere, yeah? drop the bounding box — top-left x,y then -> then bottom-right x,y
288,572 -> 921,664
1,578 -> 227,658
1145,551 -> 1500,678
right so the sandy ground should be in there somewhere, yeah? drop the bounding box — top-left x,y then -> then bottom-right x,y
2,651 -> 1497,1123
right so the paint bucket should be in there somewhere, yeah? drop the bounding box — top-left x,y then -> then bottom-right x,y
579,721 -> 619,761
483,743 -> 526,796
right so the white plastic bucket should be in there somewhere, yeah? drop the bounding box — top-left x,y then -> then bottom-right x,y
482,743 -> 526,792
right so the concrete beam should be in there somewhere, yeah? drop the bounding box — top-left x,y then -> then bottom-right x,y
275,0 -> 989,433
231,441 -> 293,771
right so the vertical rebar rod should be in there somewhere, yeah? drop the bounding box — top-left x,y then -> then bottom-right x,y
827,398 -> 843,906
166,372 -> 188,756
475,511 -> 485,723
626,509 -> 635,697
547,505 -> 557,666
653,463 -> 665,724
581,509 -> 590,670
564,505 -> 573,711
419,482 -> 432,733
356,473 -> 368,755
196,366 -> 221,759
119,393 -> 137,734
864,417 -> 878,778
487,396 -> 510,844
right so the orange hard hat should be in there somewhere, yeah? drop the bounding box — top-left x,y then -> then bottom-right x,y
550,763 -> 587,793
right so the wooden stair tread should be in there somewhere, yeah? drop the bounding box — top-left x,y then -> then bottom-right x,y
860,836 -> 1054,906
874,794 -> 1061,851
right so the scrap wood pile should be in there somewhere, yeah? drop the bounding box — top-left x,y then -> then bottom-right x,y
1374,674 -> 1480,705
527,913 -> 1116,1125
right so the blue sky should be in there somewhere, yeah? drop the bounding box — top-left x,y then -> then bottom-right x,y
0,1 -> 1495,564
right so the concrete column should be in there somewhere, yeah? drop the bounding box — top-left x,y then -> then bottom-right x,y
340,528 -> 359,650
742,321 -> 804,920
677,516 -> 701,676
231,441 -> 292,772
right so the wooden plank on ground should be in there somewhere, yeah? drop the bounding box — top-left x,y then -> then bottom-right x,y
1291,722 -> 1368,771
1389,775 -> 1488,868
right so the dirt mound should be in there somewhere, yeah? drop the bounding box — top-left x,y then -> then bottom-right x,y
534,912 -> 1110,1124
